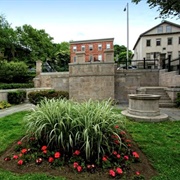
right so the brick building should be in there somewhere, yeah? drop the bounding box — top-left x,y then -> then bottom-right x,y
70,38 -> 114,63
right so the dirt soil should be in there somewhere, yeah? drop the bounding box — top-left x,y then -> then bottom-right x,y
0,138 -> 158,180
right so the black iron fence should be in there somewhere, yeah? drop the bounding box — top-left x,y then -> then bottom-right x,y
162,56 -> 180,75
117,58 -> 159,70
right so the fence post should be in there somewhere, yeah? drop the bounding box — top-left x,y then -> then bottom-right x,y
143,58 -> 146,69
168,56 -> 171,72
126,58 -> 128,69
162,59 -> 165,69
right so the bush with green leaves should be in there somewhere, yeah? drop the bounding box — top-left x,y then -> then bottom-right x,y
24,98 -> 126,164
0,83 -> 34,89
0,61 -> 28,83
175,92 -> 180,108
28,90 -> 69,105
0,101 -> 11,109
7,90 -> 26,104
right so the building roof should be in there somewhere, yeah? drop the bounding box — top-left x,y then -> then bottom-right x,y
70,38 -> 114,44
133,20 -> 180,50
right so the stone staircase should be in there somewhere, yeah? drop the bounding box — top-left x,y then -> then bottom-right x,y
137,87 -> 176,108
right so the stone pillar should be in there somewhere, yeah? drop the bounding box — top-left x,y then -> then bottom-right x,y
76,51 -> 85,63
36,60 -> 42,76
104,49 -> 114,62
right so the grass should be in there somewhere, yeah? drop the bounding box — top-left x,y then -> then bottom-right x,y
0,111 -> 65,180
0,109 -> 180,180
126,119 -> 180,180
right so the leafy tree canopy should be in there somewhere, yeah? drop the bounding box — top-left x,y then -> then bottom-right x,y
132,0 -> 180,19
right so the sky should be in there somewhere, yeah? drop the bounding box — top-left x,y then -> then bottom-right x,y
1,0 -> 179,51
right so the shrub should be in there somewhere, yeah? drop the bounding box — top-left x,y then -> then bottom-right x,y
0,101 -> 11,109
24,98 -> 126,164
175,92 -> 180,108
0,83 -> 34,89
28,90 -> 69,105
0,61 -> 28,83
7,90 -> 26,104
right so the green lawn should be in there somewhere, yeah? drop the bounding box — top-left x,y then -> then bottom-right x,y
126,120 -> 180,180
0,111 -> 179,180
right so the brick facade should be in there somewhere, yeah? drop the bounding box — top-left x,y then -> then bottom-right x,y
70,38 -> 114,63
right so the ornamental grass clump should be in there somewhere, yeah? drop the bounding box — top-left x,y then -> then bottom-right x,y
24,98 -> 126,164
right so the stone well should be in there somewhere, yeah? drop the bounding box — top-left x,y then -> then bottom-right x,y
121,94 -> 168,122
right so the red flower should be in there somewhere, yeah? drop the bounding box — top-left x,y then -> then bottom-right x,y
102,156 -> 108,161
41,146 -> 47,151
120,131 -> 126,135
116,167 -> 123,174
114,125 -> 119,129
42,150 -> 47,154
4,157 -> 11,161
127,144 -> 131,147
30,137 -> 35,141
48,157 -> 54,163
77,165 -> 83,172
54,152 -> 61,158
124,155 -> 129,160
109,169 -> 116,177
17,160 -> 23,165
73,150 -> 80,155
73,162 -> 79,168
36,158 -> 43,164
13,155 -> 19,159
114,140 -> 120,144
21,148 -> 27,154
125,139 -> 131,143
113,151 -> 117,155
87,164 -> 91,169
17,141 -> 22,145
19,153 -> 23,157
136,171 -> 140,175
116,154 -> 121,159
133,152 -> 139,159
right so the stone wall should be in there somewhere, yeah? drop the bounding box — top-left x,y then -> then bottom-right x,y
115,69 -> 159,103
34,72 -> 69,91
69,62 -> 115,101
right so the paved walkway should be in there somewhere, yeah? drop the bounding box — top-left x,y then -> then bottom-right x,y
0,103 -> 180,121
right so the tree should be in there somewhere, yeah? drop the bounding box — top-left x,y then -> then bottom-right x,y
132,0 -> 180,19
114,44 -> 132,65
15,24 -> 54,67
0,15 -> 17,60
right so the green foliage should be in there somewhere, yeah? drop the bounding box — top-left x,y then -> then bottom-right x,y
0,61 -> 28,83
7,90 -> 26,104
28,90 -> 69,105
0,101 -> 11,109
132,0 -> 180,19
24,99 -> 126,164
175,92 -> 180,108
0,83 -> 34,89
126,120 -> 180,180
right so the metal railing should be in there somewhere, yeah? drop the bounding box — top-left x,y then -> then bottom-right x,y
162,57 -> 180,75
116,58 -> 159,70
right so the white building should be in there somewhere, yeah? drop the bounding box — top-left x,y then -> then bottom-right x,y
133,21 -> 180,68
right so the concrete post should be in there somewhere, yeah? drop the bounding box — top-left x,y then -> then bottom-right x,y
104,49 -> 114,62
36,60 -> 42,76
76,51 -> 85,63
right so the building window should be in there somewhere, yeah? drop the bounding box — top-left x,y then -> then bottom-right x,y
81,45 -> 85,51
157,26 -> 163,33
167,37 -> 172,45
106,43 -> 110,49
89,45 -> 93,51
98,54 -> 102,61
98,44 -> 102,51
73,56 -> 76,63
73,46 -> 77,52
166,25 -> 172,33
146,53 -> 151,59
146,39 -> 151,47
156,39 -> 161,46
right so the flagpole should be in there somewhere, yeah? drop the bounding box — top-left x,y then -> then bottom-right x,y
126,3 -> 129,68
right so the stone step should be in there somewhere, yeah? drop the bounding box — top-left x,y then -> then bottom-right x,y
159,102 -> 176,108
